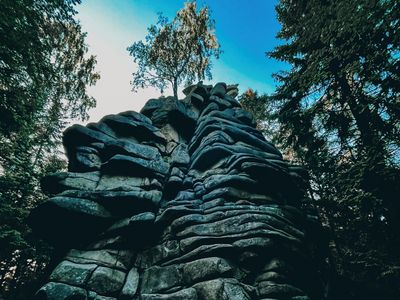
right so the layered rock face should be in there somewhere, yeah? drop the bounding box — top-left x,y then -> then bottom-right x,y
30,83 -> 326,300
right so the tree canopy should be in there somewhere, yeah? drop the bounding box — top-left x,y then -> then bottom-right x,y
238,89 -> 281,141
0,0 -> 99,298
127,1 -> 221,98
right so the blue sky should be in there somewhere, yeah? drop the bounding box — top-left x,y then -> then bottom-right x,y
76,0 -> 287,122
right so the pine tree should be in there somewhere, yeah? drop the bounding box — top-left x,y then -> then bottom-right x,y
269,0 -> 400,298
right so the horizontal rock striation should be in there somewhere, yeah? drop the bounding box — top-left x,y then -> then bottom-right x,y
29,82 -> 327,300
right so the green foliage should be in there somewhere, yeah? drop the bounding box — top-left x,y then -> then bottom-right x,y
0,0 -> 99,298
238,89 -> 280,143
127,1 -> 221,98
267,0 -> 400,298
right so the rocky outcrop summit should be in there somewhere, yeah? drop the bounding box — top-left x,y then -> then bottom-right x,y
29,82 -> 327,299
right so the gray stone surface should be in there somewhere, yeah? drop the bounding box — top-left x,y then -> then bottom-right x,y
141,288 -> 198,300
30,82 -> 327,300
121,267 -> 139,299
50,260 -> 97,286
70,146 -> 101,172
182,257 -> 233,284
86,266 -> 126,295
193,278 -> 253,300
41,171 -> 100,194
35,282 -> 87,300
66,249 -> 132,270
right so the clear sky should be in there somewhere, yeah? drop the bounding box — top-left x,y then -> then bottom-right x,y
76,0 -> 287,123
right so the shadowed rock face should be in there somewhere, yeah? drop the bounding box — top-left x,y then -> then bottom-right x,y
29,83 -> 327,300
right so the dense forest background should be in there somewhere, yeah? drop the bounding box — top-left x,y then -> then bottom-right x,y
1,0 -> 399,299
0,0 -> 99,298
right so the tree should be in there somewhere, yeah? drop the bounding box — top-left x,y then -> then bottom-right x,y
238,89 -> 280,142
268,0 -> 400,298
127,1 -> 221,98
0,0 -> 99,298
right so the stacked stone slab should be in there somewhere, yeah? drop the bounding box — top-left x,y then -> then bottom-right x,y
29,82 -> 327,300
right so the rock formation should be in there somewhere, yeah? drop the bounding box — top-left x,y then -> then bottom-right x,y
29,82 -> 327,300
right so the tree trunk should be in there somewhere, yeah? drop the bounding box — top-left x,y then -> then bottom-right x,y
172,78 -> 178,99
338,77 -> 385,161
